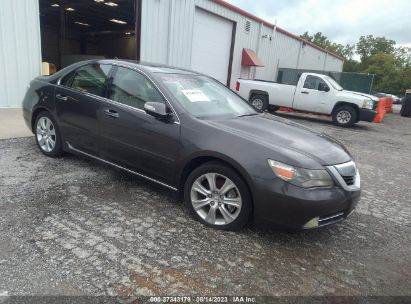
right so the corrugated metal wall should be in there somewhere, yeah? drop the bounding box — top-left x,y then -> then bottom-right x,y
0,0 -> 42,107
140,0 -> 344,88
267,31 -> 301,79
141,0 -> 270,88
325,55 -> 344,71
299,45 -> 327,70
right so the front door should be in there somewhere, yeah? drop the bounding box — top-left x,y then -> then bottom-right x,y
55,63 -> 111,155
100,66 -> 180,185
293,75 -> 331,113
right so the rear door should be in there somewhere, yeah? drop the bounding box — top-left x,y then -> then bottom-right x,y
100,66 -> 180,185
55,63 -> 111,155
292,75 -> 332,113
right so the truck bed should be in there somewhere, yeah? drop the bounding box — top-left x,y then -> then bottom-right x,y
237,79 -> 297,108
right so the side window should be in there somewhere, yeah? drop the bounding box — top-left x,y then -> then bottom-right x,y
60,71 -> 75,87
69,64 -> 111,97
303,76 -> 328,91
109,67 -> 165,110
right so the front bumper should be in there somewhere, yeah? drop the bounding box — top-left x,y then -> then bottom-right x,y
252,164 -> 361,229
359,108 -> 377,122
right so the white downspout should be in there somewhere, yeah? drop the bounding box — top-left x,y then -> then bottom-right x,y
167,0 -> 174,65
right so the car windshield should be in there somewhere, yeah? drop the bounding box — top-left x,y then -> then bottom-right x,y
157,73 -> 257,118
324,76 -> 343,91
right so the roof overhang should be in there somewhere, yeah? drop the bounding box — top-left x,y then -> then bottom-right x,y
241,48 -> 264,67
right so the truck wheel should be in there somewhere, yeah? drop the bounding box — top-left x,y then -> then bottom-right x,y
249,94 -> 268,112
332,106 -> 357,127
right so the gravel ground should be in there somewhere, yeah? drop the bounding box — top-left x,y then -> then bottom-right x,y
0,107 -> 410,298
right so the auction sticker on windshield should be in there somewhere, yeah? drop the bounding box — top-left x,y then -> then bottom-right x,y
181,89 -> 210,102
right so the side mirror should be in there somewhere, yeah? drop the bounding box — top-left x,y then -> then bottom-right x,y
319,83 -> 330,92
144,102 -> 171,120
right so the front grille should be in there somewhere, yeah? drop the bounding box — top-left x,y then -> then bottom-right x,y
342,175 -> 355,185
333,161 -> 357,187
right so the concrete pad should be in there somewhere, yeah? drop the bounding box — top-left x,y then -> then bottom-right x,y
0,108 -> 32,139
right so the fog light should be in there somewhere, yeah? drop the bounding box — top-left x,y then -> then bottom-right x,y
303,217 -> 319,229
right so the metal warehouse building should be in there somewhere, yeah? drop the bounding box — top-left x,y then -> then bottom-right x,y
0,0 -> 344,108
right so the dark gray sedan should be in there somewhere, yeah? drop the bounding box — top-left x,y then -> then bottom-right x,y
22,60 -> 360,230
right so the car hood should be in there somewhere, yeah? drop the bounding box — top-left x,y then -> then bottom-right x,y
207,114 -> 351,167
343,90 -> 379,101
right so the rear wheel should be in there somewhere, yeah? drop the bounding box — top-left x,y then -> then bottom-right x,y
332,106 -> 357,127
184,161 -> 252,230
249,94 -> 268,112
34,111 -> 63,157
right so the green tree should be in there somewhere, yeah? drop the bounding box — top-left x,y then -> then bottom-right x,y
300,31 -> 354,59
363,53 -> 410,95
356,35 -> 396,62
342,59 -> 362,73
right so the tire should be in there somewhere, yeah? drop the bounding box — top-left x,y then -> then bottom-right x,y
34,111 -> 63,157
400,96 -> 411,117
332,106 -> 357,127
249,94 -> 268,112
184,161 -> 252,231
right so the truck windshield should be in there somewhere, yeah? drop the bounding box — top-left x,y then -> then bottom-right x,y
325,76 -> 343,91
158,73 -> 257,118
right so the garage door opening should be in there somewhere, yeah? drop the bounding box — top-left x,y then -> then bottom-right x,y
39,0 -> 139,70
191,8 -> 235,86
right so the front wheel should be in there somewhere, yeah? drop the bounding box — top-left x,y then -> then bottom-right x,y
332,106 -> 357,127
249,94 -> 268,112
184,162 -> 252,230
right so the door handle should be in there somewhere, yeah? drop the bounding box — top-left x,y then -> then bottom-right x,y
301,91 -> 309,94
103,109 -> 119,118
56,94 -> 68,101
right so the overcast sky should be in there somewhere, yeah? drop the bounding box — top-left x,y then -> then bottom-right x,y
224,0 -> 411,48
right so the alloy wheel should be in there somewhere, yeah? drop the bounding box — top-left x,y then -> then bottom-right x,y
36,117 -> 56,152
336,110 -> 351,124
251,98 -> 264,110
190,173 -> 242,226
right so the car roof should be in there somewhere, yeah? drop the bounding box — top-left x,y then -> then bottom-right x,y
97,59 -> 199,75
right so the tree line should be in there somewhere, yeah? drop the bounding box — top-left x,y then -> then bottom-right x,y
300,32 -> 411,96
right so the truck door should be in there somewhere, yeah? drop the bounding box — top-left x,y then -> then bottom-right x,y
293,75 -> 332,113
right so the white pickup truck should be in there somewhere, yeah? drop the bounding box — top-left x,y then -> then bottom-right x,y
236,72 -> 378,127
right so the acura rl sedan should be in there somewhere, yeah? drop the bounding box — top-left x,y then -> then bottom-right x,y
22,60 -> 360,230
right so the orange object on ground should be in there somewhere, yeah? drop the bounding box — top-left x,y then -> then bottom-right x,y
373,98 -> 386,123
279,107 -> 294,112
384,97 -> 394,113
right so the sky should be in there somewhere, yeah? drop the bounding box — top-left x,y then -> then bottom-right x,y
224,0 -> 411,48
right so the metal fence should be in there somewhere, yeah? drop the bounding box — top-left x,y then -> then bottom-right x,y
276,68 -> 375,94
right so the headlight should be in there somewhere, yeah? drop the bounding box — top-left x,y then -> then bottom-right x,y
267,160 -> 334,188
362,99 -> 373,109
